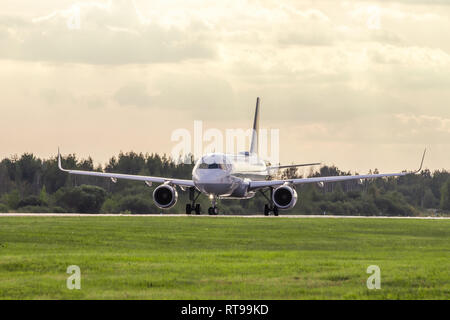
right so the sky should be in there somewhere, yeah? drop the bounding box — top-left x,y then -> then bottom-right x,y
0,0 -> 449,173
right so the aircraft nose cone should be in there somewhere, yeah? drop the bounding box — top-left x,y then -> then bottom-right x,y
193,169 -> 234,196
200,183 -> 232,195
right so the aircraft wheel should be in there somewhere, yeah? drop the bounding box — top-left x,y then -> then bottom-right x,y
208,207 -> 219,215
185,204 -> 192,215
195,204 -> 201,215
264,204 -> 270,216
273,206 -> 279,216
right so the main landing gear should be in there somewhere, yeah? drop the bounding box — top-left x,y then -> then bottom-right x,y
186,203 -> 201,215
186,187 -> 201,215
260,188 -> 279,216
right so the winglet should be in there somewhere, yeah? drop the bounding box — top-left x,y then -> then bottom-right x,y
414,148 -> 426,173
57,147 -> 66,172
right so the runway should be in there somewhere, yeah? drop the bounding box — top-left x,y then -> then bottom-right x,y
0,213 -> 449,219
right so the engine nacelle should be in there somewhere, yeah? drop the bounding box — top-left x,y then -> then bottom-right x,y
272,185 -> 298,210
153,184 -> 178,209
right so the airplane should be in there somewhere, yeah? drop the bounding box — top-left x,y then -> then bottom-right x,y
58,97 -> 426,216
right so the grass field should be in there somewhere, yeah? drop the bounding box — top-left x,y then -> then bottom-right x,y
0,216 -> 448,299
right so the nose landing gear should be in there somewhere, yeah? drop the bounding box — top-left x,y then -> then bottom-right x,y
208,207 -> 219,215
208,195 -> 219,215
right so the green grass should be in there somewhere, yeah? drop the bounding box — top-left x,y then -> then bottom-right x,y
0,216 -> 448,299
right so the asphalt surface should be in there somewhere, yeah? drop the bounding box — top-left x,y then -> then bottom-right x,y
0,213 -> 449,219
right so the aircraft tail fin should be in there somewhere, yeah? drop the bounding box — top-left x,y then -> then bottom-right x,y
249,97 -> 260,155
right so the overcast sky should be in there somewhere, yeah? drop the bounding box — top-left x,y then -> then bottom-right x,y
0,0 -> 449,173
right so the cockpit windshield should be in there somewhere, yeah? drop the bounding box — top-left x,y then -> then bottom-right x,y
197,155 -> 230,170
198,163 -> 227,170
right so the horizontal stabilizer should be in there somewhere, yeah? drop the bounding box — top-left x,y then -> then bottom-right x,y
267,163 -> 321,170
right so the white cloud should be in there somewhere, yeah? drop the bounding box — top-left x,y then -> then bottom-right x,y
0,0 -> 216,64
348,3 -> 442,26
114,82 -> 153,108
1,0 -> 450,170
396,114 -> 450,134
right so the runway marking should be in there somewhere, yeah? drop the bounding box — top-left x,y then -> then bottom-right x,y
0,213 -> 449,219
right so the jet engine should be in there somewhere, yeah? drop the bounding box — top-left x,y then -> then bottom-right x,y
153,184 -> 178,209
272,185 -> 298,209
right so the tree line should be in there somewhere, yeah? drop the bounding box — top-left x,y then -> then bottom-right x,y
0,152 -> 449,216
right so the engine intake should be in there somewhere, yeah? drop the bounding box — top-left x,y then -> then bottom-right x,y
272,185 -> 298,209
153,184 -> 178,209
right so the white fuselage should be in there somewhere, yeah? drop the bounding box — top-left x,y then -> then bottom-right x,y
192,152 -> 268,198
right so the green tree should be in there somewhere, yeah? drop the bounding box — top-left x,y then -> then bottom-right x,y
18,195 -> 46,208
1,190 -> 21,210
0,203 -> 8,213
331,184 -> 346,202
440,179 -> 450,211
367,184 -> 380,198
56,185 -> 106,213
280,167 -> 299,179
0,151 -> 449,216
16,153 -> 42,184
422,188 -> 438,208
119,195 -> 156,214
39,186 -> 49,204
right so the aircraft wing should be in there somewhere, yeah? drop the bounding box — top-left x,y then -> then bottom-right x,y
249,149 -> 426,191
57,150 -> 195,188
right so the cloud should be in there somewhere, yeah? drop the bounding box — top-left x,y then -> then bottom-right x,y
114,82 -> 153,107
41,87 -> 106,109
2,0 -> 447,67
112,73 -> 238,120
396,114 -> 450,134
388,0 -> 450,6
1,0 -> 450,171
0,0 -> 216,64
